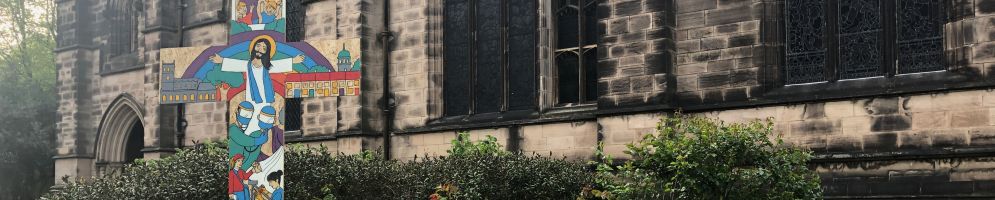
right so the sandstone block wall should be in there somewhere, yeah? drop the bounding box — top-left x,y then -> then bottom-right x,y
54,0 -> 995,197
674,0 -> 762,105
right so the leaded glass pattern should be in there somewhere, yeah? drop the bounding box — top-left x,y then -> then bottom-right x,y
284,0 -> 305,131
106,0 -> 137,58
474,0 -> 503,113
507,0 -> 537,110
444,0 -> 472,116
443,0 -> 538,116
837,0 -> 883,79
897,0 -> 945,74
784,0 -> 826,84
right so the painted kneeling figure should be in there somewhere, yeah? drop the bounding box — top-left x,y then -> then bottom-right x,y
228,102 -> 274,171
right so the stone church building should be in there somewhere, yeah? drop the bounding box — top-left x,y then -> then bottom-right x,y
54,0 -> 995,198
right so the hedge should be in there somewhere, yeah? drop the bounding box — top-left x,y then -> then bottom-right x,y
44,115 -> 822,200
43,134 -> 590,200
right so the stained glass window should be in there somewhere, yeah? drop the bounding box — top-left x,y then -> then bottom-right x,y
444,0 -> 472,116
837,0 -> 883,79
507,0 -> 537,110
784,0 -> 945,84
897,0 -> 945,74
284,0 -> 305,131
784,0 -> 827,84
444,0 -> 537,116
106,0 -> 137,58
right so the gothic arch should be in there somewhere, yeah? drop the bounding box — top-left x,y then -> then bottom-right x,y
94,94 -> 146,174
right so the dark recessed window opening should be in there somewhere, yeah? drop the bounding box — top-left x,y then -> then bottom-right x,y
784,0 -> 945,85
101,0 -> 140,73
555,0 -> 599,105
443,0 -> 537,117
284,0 -> 305,132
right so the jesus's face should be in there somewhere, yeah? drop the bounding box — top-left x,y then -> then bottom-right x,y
253,41 -> 269,59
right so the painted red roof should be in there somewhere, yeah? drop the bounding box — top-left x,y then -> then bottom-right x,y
286,72 -> 361,82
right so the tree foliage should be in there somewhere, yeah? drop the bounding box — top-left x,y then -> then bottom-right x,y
0,0 -> 57,199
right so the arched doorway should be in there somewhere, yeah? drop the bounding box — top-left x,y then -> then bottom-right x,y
94,94 -> 146,175
124,120 -> 145,164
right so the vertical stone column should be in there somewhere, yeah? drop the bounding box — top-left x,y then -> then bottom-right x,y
960,0 -> 995,75
673,0 -> 763,105
597,0 -> 676,110
53,0 -> 98,183
301,0 -> 340,139
387,0 -> 435,130
140,0 -> 182,158
300,0 -> 384,154
385,0 -> 442,158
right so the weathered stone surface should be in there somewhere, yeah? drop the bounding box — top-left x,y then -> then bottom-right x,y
57,0 -> 995,198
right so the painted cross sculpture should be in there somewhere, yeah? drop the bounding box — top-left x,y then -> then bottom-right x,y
158,0 -> 361,199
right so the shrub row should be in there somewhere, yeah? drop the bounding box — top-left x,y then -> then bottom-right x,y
44,134 -> 589,200
44,116 -> 823,200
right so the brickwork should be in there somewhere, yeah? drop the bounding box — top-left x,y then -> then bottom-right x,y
597,0 -> 675,109
391,121 -> 600,161
674,0 -> 762,104
968,1 -> 995,82
386,0 -> 436,130
54,0 -> 995,197
693,89 -> 995,198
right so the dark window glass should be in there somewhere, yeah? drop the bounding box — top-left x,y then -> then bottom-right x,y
102,0 -> 140,72
837,0 -> 883,79
284,0 -> 305,131
507,0 -> 537,110
784,0 -> 945,84
897,0 -> 945,74
284,99 -> 302,131
474,0 -> 503,113
557,52 -> 580,104
444,0 -> 472,116
583,0 -> 598,46
444,0 -> 537,116
557,0 -> 579,49
784,0 -> 827,84
286,0 -> 306,42
583,49 -> 598,101
555,0 -> 599,105
106,0 -> 137,57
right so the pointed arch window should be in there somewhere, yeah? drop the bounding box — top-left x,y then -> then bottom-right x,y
101,0 -> 142,73
554,0 -> 599,105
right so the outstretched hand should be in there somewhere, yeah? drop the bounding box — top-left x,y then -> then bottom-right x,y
293,55 -> 305,64
210,54 -> 223,64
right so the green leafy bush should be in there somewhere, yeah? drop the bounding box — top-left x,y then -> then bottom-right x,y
43,142 -> 228,200
44,117 -> 821,200
297,132 -> 591,199
45,133 -> 590,200
583,115 -> 822,200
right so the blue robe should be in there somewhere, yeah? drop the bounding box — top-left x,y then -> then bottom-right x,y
246,65 -> 276,103
271,188 -> 284,200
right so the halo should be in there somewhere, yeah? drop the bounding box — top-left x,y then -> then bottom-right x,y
249,35 -> 277,58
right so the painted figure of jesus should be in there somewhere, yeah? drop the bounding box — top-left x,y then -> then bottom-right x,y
160,2 -> 363,198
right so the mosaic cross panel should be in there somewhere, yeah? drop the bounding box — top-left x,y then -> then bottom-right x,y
158,1 -> 362,199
